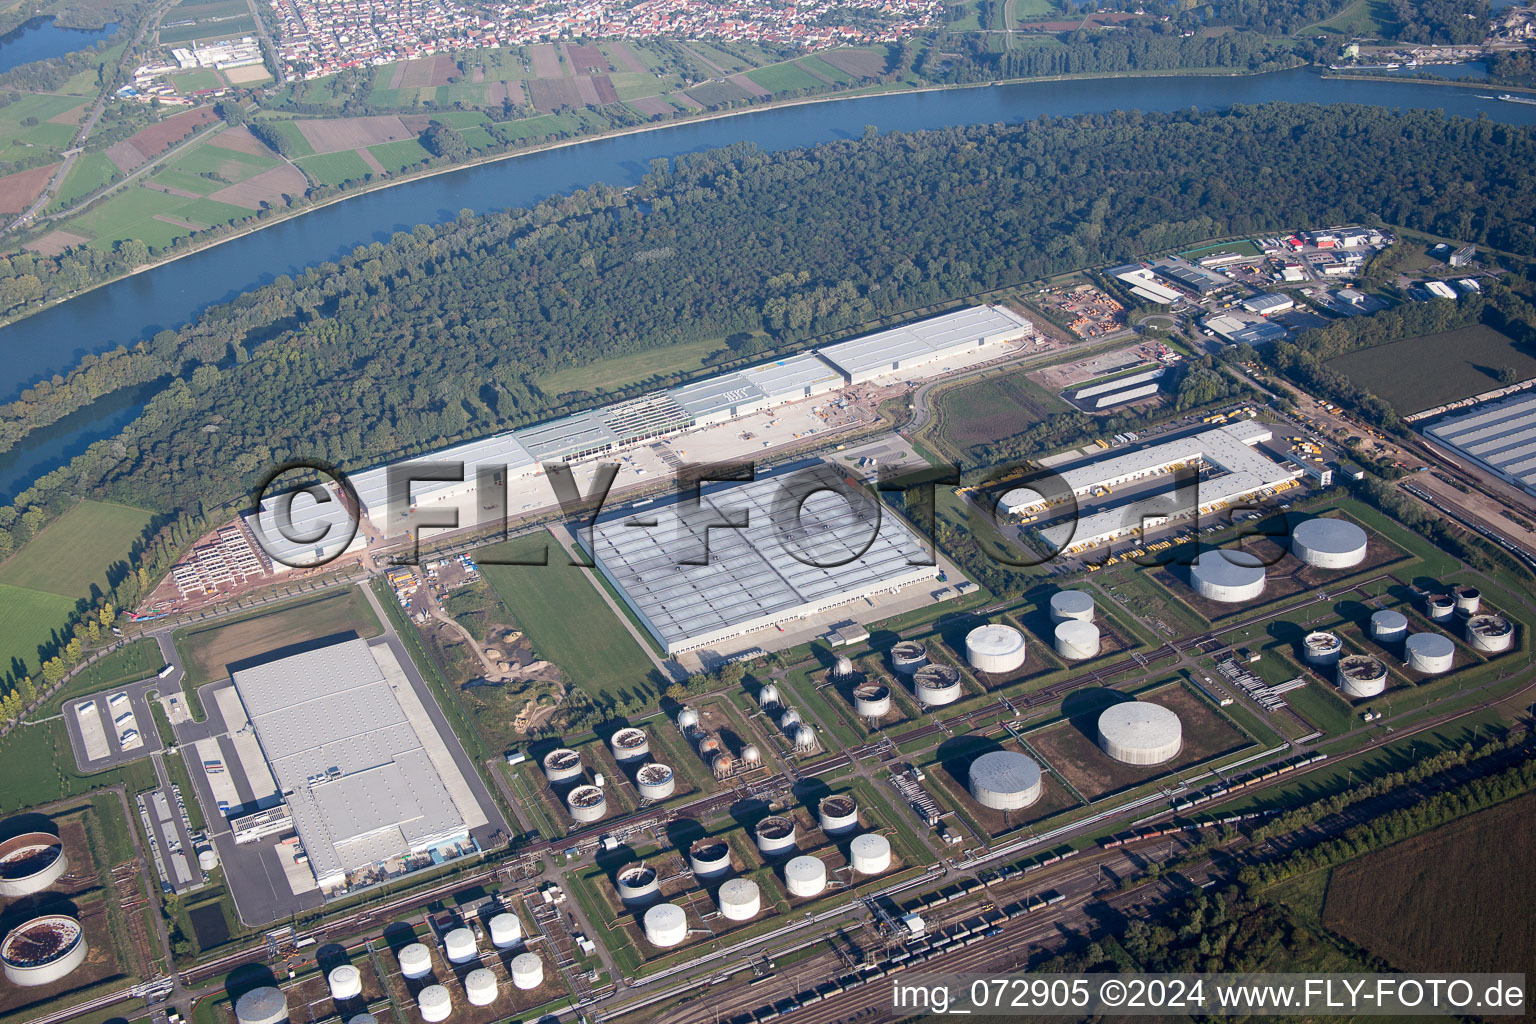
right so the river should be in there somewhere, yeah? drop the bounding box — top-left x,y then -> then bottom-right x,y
0,65 -> 1532,501
0,16 -> 117,75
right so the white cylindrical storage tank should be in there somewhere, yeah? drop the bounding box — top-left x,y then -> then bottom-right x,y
852,682 -> 891,718
1290,517 -> 1368,569
677,706 -> 700,731
784,855 -> 827,898
1097,702 -> 1183,766
615,863 -> 661,906
511,952 -> 544,990
1,915 -> 86,988
1302,631 -> 1343,667
197,846 -> 218,871
849,833 -> 892,875
717,878 -> 761,921
0,833 -> 67,897
818,794 -> 859,835
741,743 -> 762,766
542,747 -> 583,782
1337,655 -> 1388,698
890,640 -> 928,675
443,927 -> 477,965
1455,586 -> 1482,615
1370,609 -> 1409,643
755,815 -> 796,856
489,913 -> 522,949
913,664 -> 962,707
464,968 -> 497,1007
328,964 -> 362,1000
1405,632 -> 1455,674
757,684 -> 779,706
1466,614 -> 1513,653
967,750 -> 1043,809
566,784 -> 607,823
965,624 -> 1027,673
609,727 -> 650,763
232,986 -> 286,1024
1049,589 -> 1095,623
417,984 -> 451,1024
643,903 -> 688,948
690,839 -> 731,877
398,942 -> 432,980
1190,550 -> 1266,603
794,724 -> 817,752
779,708 -> 800,730
1426,593 -> 1456,622
636,762 -> 676,800
1053,620 -> 1100,660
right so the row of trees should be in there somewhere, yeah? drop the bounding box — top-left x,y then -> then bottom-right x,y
1241,748 -> 1536,888
1265,294 -> 1486,429
1249,731 -> 1529,842
921,23 -> 1305,83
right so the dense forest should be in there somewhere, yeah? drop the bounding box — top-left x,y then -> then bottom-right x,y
0,103 -> 1532,547
922,25 -> 1305,83
1091,0 -> 1489,43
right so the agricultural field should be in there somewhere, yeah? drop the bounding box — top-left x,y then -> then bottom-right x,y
156,0 -> 257,47
173,586 -> 382,685
295,149 -> 375,187
479,531 -> 662,701
49,151 -> 120,208
1301,0 -> 1400,36
744,62 -> 826,94
924,365 -> 1068,455
0,499 -> 154,598
0,582 -> 76,675
367,137 -> 433,173
1325,325 -> 1536,415
1322,790 -> 1536,973
65,183 -> 252,249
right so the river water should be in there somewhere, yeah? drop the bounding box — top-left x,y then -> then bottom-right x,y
0,16 -> 117,75
0,65 -> 1532,501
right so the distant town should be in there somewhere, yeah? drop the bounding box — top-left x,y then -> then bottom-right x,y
270,0 -> 942,80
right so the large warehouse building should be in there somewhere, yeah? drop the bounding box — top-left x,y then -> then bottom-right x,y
228,639 -> 488,893
582,463 -> 944,654
247,306 -> 1033,555
1424,391 -> 1536,496
1018,421 -> 1302,553
814,305 -> 1034,384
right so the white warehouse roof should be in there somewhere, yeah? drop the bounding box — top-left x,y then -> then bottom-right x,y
244,487 -> 365,570
584,464 -> 941,654
1020,421 -> 1280,510
817,305 -> 1031,383
349,430 -> 539,522
230,639 -> 479,890
741,353 -> 844,401
1426,391 -> 1536,494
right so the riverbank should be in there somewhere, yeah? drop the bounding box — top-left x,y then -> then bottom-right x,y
0,61 -> 1307,334
1320,70 -> 1536,94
